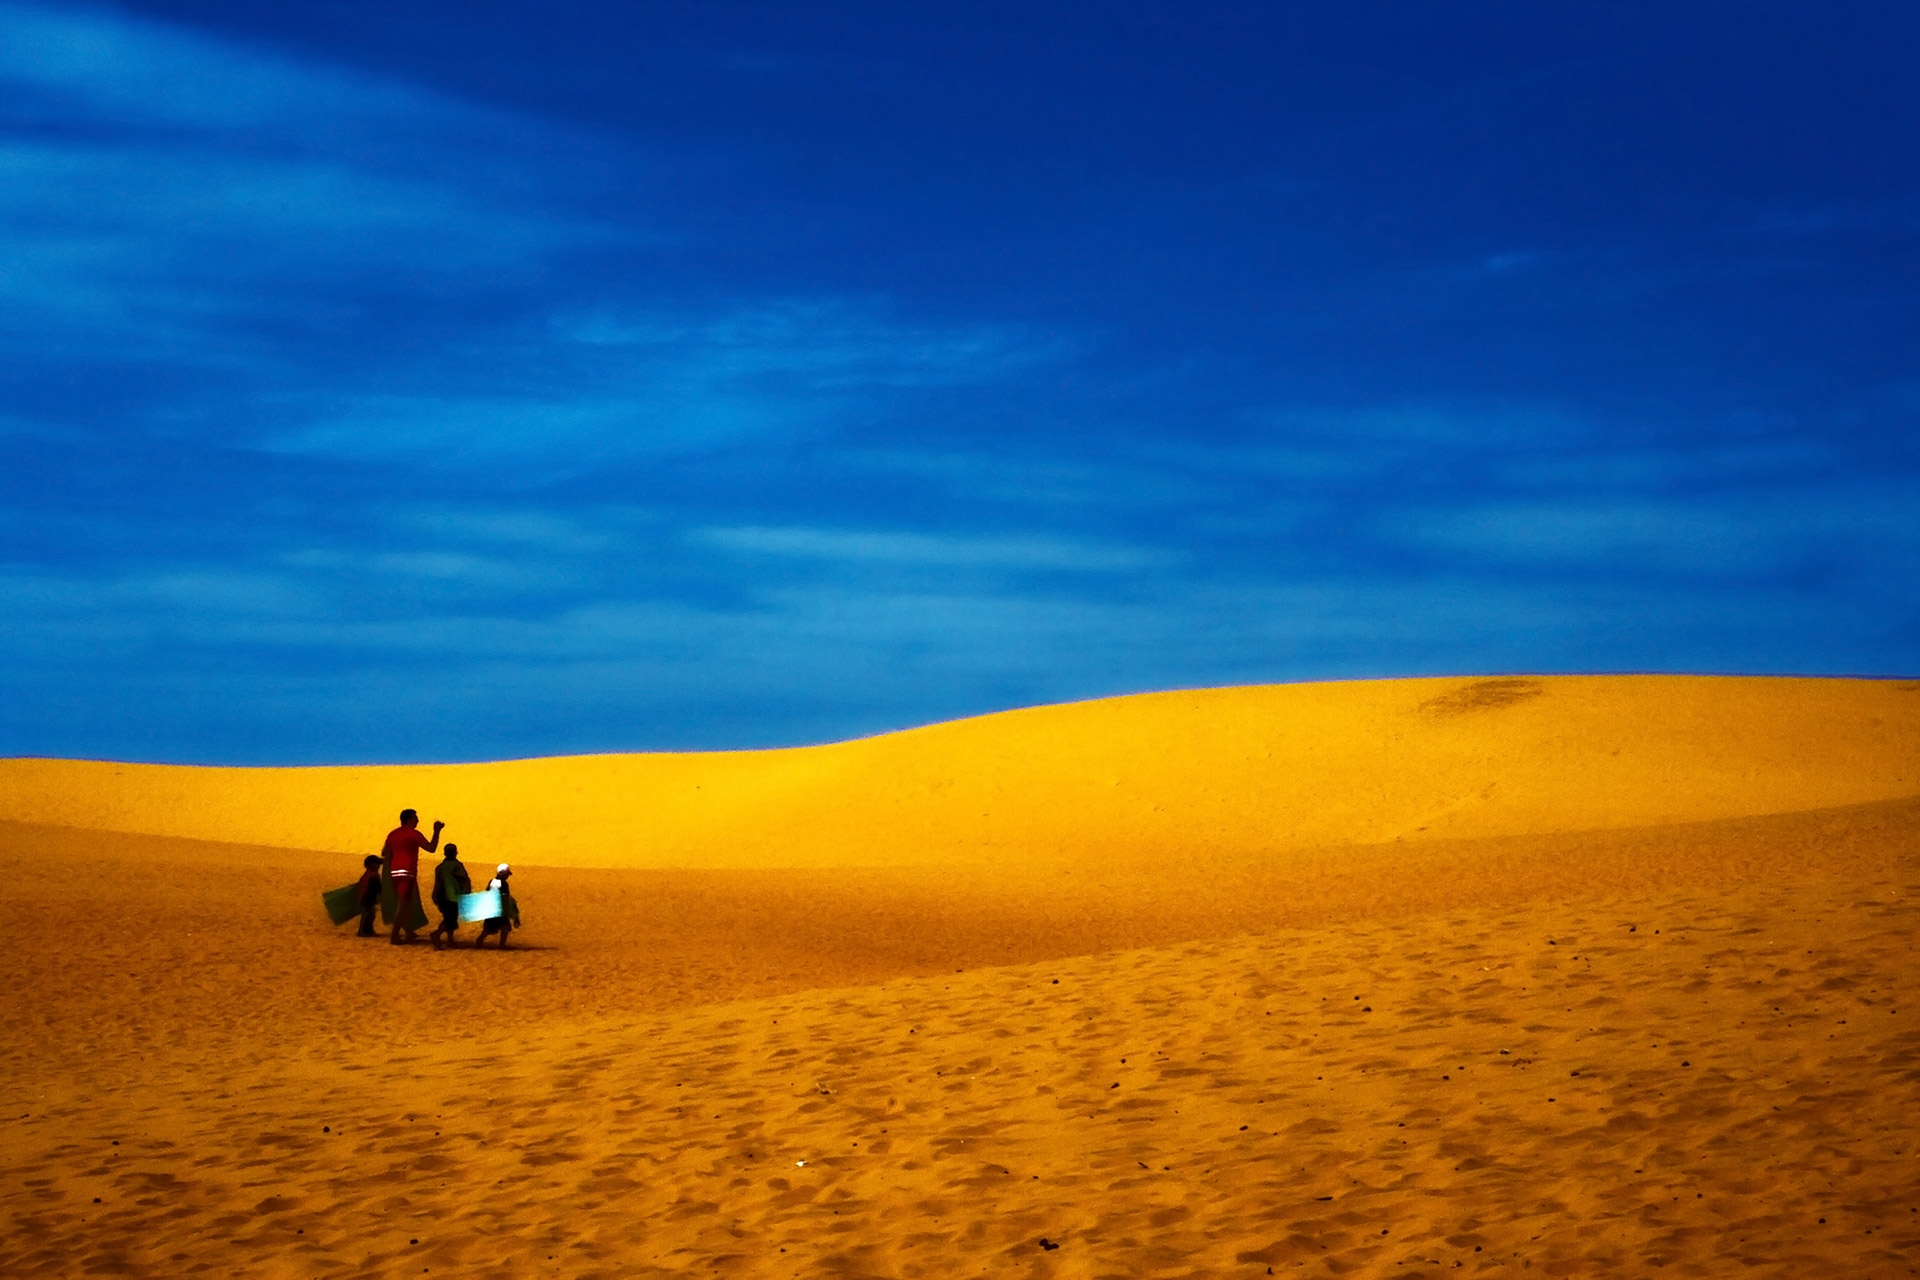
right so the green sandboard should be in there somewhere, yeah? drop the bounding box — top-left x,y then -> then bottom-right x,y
321,882 -> 362,926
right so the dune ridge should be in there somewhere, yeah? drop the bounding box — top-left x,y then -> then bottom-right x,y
3,675 -> 1916,870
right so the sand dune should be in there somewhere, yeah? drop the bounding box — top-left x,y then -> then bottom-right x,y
5,675 -> 1919,1276
3,676 -> 1916,869
5,802 -> 1918,1277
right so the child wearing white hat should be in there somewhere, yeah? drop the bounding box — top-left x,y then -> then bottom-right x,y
478,863 -> 520,948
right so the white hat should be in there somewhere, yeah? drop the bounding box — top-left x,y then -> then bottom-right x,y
496,862 -> 511,874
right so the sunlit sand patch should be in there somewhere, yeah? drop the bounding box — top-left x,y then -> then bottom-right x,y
4,675 -> 1917,867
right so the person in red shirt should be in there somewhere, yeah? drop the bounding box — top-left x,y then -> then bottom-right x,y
381,809 -> 444,945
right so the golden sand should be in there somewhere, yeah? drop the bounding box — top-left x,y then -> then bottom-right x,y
3,676 -> 1916,869
4,675 -> 1918,1277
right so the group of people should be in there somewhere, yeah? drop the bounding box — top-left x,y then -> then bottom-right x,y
348,809 -> 520,948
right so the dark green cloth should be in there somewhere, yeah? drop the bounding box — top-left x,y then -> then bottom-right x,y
480,885 -> 521,930
379,872 -> 430,929
321,882 -> 361,926
431,858 -> 472,909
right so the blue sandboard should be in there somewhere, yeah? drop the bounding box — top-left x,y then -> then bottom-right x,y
457,888 -> 503,924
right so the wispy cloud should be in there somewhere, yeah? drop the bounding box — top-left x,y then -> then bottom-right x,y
1386,499 -> 1774,576
261,302 -> 1049,466
689,525 -> 1174,572
4,2 -> 433,135
561,301 -> 1051,388
0,1 -> 1054,475
0,5 -> 606,363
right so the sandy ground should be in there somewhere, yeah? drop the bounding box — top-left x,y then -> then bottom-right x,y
5,795 -> 1918,1277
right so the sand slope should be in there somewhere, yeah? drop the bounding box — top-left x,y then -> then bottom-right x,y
4,799 -> 1918,1278
3,675 -> 1916,869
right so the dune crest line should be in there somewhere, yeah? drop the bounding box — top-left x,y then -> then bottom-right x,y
2,674 -> 1914,869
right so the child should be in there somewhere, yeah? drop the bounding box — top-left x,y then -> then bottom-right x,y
478,863 -> 520,949
320,855 -> 384,933
355,854 -> 382,936
428,843 -> 472,949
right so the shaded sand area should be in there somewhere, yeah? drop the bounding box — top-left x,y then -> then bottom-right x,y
4,676 -> 1919,1276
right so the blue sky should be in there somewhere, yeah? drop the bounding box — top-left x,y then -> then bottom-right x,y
3,1 -> 1916,763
